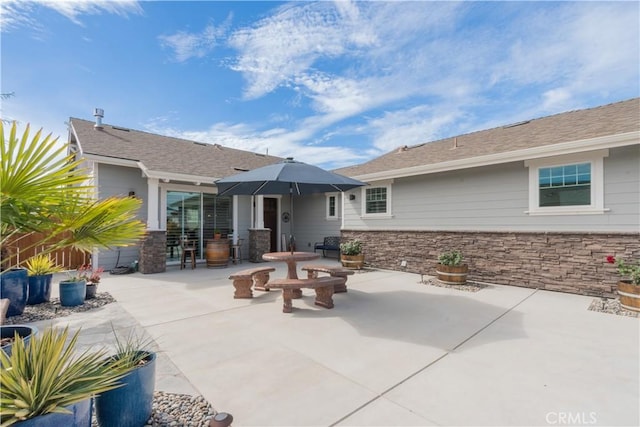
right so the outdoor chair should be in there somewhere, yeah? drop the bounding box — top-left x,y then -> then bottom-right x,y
313,236 -> 341,258
180,236 -> 197,269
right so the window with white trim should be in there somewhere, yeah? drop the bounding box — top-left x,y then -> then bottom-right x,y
325,193 -> 338,219
525,150 -> 607,215
362,181 -> 393,217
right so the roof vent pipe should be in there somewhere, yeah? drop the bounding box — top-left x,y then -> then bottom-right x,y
93,108 -> 104,130
453,137 -> 458,149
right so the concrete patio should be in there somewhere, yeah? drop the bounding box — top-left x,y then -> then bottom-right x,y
36,260 -> 639,426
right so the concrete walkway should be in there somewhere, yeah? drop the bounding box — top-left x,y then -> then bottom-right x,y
40,261 -> 639,426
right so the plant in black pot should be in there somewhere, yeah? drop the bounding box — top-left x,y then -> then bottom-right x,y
95,326 -> 157,427
78,264 -> 104,299
25,254 -> 63,305
0,326 -> 131,426
436,250 -> 469,285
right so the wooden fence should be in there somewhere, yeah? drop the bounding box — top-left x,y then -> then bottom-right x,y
2,232 -> 90,270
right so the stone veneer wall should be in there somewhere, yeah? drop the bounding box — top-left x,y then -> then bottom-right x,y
249,228 -> 271,263
139,230 -> 166,274
341,230 -> 639,297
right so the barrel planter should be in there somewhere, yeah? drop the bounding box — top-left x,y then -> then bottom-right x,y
206,239 -> 230,268
435,264 -> 469,285
13,399 -> 92,427
340,254 -> 364,270
59,279 -> 86,307
1,325 -> 37,358
95,351 -> 156,427
27,274 -> 53,305
617,281 -> 640,312
1,268 -> 28,317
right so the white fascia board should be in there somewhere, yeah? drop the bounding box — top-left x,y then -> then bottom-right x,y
353,131 -> 639,182
137,163 -> 219,184
83,153 -> 140,168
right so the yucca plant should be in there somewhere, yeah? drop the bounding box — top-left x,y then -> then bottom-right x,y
25,254 -> 63,276
0,121 -> 146,269
0,326 -> 132,425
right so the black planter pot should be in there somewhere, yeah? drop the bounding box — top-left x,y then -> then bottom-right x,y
1,325 -> 38,358
27,274 -> 53,305
1,268 -> 29,317
95,351 -> 157,427
85,283 -> 97,299
59,279 -> 86,307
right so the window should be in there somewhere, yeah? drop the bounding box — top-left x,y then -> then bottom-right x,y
325,194 -> 338,219
538,163 -> 591,207
525,150 -> 607,215
361,181 -> 393,217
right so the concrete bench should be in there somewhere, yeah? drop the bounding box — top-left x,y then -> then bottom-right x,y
266,276 -> 345,313
228,267 -> 276,299
301,264 -> 354,293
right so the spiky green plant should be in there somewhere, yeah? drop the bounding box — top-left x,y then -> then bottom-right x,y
25,254 -> 63,276
1,121 -> 146,268
0,327 -> 132,425
109,324 -> 155,369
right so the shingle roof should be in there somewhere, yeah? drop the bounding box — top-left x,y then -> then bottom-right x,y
69,118 -> 283,180
335,98 -> 640,177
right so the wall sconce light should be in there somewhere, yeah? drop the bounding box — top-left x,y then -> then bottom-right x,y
128,191 -> 136,197
349,194 -> 356,201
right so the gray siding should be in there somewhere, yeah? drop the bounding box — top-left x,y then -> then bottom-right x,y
294,193 -> 342,252
345,145 -> 639,233
96,164 -> 147,270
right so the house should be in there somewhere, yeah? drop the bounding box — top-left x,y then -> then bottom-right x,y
328,98 -> 639,296
68,111 -> 289,273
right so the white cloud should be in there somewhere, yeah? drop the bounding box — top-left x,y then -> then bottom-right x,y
159,15 -> 232,62
0,0 -> 142,31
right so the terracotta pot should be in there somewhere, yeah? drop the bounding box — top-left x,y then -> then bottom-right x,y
341,254 -> 364,269
435,263 -> 469,285
617,280 -> 640,312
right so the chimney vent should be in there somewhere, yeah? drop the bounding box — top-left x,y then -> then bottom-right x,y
93,108 -> 104,130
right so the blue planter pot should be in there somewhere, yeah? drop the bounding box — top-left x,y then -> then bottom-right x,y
1,325 -> 38,358
59,280 -> 86,307
95,352 -> 156,427
14,398 -> 92,427
27,274 -> 53,305
1,268 -> 28,317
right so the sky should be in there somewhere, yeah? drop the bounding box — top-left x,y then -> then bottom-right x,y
1,1 -> 639,170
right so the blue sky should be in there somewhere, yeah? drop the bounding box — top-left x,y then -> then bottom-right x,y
2,1 -> 638,170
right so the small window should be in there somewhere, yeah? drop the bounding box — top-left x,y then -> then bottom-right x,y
361,181 -> 393,217
525,151 -> 607,215
325,194 -> 338,219
538,162 -> 591,207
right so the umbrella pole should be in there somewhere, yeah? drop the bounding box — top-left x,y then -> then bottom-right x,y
289,187 -> 294,254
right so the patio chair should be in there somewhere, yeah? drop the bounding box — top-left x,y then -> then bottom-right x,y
180,236 -> 197,269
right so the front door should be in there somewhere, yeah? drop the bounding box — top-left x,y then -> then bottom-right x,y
264,197 -> 278,252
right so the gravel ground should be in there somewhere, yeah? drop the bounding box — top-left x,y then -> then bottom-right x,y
588,297 -> 638,318
4,294 -> 218,426
420,277 -> 487,292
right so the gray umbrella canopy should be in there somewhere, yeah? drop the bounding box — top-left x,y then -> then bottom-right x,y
215,158 -> 366,196
215,158 -> 366,252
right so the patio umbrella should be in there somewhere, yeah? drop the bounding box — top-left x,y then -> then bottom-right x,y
215,157 -> 366,251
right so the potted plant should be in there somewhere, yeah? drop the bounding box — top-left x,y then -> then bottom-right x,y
607,255 -> 640,312
0,267 -> 28,318
25,254 -> 63,305
78,264 -> 104,299
95,327 -> 157,427
340,239 -> 364,269
213,229 -> 222,239
0,325 -> 37,358
0,326 -> 131,426
436,250 -> 468,285
59,270 -> 87,307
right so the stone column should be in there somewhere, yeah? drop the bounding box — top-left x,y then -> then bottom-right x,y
249,228 -> 271,263
139,230 -> 166,274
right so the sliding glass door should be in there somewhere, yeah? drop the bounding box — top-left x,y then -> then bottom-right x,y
166,191 -> 232,263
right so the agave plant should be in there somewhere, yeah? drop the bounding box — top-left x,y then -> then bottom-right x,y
25,254 -> 63,276
0,326 -> 132,425
0,121 -> 146,268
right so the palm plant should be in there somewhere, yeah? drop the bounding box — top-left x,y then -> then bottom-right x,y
1,121 -> 146,268
0,326 -> 131,425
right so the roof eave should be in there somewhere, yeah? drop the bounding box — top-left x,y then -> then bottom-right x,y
353,131 -> 640,182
